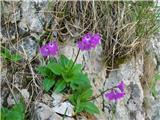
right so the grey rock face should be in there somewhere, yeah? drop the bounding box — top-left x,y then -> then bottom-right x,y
103,55 -> 144,120
16,36 -> 38,60
127,83 -> 142,112
0,63 -> 8,107
1,23 -> 17,43
1,0 -> 48,42
0,87 -> 9,107
31,102 -> 74,120
149,33 -> 160,71
146,99 -> 160,120
51,92 -> 63,106
31,102 -> 62,120
52,101 -> 74,117
20,0 -> 47,33
21,89 -> 30,103
1,1 -> 21,23
145,33 -> 160,120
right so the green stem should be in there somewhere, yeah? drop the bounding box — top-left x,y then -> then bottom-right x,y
70,48 -> 80,69
89,86 -> 117,101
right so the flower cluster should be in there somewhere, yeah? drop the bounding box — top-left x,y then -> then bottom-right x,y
105,81 -> 125,101
77,33 -> 101,51
39,41 -> 58,57
39,32 -> 101,57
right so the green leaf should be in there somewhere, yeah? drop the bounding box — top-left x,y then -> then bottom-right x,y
61,65 -> 82,83
69,95 -> 76,105
1,107 -> 9,120
1,102 -> 25,120
59,55 -> 78,75
70,73 -> 91,90
54,80 -> 66,93
70,83 -> 79,91
155,73 -> 160,81
48,58 -> 57,64
83,102 -> 100,114
72,64 -> 82,74
10,54 -> 22,62
6,111 -> 23,120
59,55 -> 70,68
3,102 -> 25,120
72,95 -> 84,113
62,72 -> 75,83
75,103 -> 84,113
80,88 -> 93,101
67,60 -> 74,68
0,48 -> 22,62
47,62 -> 64,75
12,102 -> 24,113
43,79 -> 55,92
151,83 -> 157,97
151,73 -> 160,97
69,92 -> 81,105
36,66 -> 53,77
0,48 -> 11,59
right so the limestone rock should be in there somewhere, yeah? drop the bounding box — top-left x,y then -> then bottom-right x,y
20,0 -> 48,33
150,33 -> 160,63
148,33 -> 160,72
1,23 -> 17,43
15,36 -> 38,60
21,89 -> 30,102
41,94 -> 52,105
31,102 -> 62,120
103,54 -> 144,120
52,101 -> 74,117
1,1 -> 21,23
150,99 -> 160,120
1,87 -> 9,107
51,92 -> 63,106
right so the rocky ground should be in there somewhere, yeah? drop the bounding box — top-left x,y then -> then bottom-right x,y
1,1 -> 160,120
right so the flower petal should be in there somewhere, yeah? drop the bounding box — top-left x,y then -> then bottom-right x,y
47,41 -> 59,56
39,41 -> 59,57
77,32 -> 101,51
105,90 -> 116,101
115,92 -> 125,100
117,81 -> 125,92
39,45 -> 49,57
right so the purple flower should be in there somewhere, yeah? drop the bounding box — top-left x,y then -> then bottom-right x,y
39,45 -> 50,57
47,41 -> 58,56
39,41 -> 58,57
105,81 -> 125,101
105,90 -> 116,101
117,81 -> 125,92
90,33 -> 101,48
105,90 -> 125,101
77,32 -> 101,51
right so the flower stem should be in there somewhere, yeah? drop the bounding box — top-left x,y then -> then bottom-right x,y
89,86 -> 117,101
71,48 -> 80,69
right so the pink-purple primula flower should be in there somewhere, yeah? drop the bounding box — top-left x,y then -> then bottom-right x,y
77,32 -> 101,51
105,81 -> 125,101
105,90 -> 125,101
39,41 -> 58,57
117,81 -> 125,92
